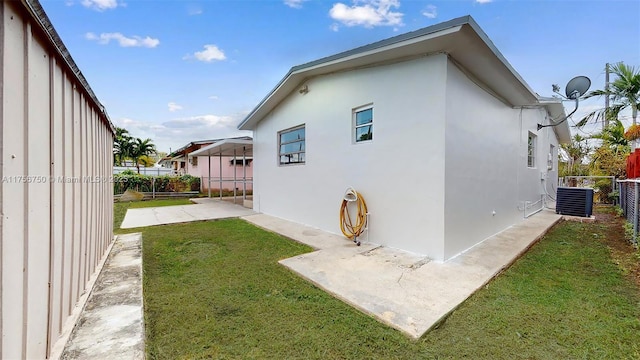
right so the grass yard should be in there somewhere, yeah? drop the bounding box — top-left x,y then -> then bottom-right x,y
138,209 -> 640,359
114,198 -> 194,233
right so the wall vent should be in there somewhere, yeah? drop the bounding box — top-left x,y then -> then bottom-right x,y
556,187 -> 594,217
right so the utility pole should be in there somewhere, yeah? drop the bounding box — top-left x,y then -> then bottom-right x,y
604,62 -> 610,129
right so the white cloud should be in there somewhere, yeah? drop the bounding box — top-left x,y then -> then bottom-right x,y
329,23 -> 340,32
85,32 -> 159,48
168,102 -> 183,112
475,0 -> 493,4
422,5 -> 437,19
187,5 -> 203,15
163,115 -> 236,129
112,113 -> 251,152
329,0 -> 403,28
284,0 -> 307,8
184,45 -> 227,62
81,0 -> 120,11
209,95 -> 219,100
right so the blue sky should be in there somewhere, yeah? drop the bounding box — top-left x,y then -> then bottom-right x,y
40,0 -> 640,153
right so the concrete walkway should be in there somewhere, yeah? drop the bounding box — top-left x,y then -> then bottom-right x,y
120,198 -> 255,228
61,233 -> 144,359
243,210 -> 562,339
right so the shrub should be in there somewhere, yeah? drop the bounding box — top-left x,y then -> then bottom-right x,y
114,174 -> 200,194
594,179 -> 614,204
624,222 -> 635,243
624,124 -> 640,141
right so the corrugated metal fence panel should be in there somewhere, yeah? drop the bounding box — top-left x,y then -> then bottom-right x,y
49,58 -> 64,345
2,3 -> 29,359
25,22 -> 52,358
1,2 -> 115,358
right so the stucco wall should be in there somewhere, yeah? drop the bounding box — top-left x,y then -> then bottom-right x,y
1,2 -> 114,358
443,60 -> 560,259
254,54 -> 448,257
517,107 -> 559,211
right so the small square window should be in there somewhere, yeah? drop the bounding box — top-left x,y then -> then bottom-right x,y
527,132 -> 536,168
278,125 -> 305,165
354,107 -> 373,143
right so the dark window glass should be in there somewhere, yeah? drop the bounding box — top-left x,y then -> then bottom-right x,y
279,125 -> 305,165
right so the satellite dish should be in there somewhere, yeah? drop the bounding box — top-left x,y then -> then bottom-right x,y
538,75 -> 591,131
565,76 -> 591,99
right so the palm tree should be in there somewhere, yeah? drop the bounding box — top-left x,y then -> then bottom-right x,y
559,134 -> 590,178
590,119 -> 629,151
113,127 -> 133,166
589,119 -> 630,179
576,62 -> 640,128
130,138 -> 156,173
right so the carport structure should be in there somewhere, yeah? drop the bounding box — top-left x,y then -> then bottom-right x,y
189,138 -> 253,204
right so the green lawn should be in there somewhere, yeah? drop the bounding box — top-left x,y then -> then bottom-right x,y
139,215 -> 640,359
114,198 -> 194,233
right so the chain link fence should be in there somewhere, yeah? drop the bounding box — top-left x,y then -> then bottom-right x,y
618,179 -> 638,246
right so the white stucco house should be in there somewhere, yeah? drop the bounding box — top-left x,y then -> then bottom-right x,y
238,15 -> 569,262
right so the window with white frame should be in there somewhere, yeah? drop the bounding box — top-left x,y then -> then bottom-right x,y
548,144 -> 555,170
527,132 -> 537,168
278,125 -> 305,165
354,106 -> 373,143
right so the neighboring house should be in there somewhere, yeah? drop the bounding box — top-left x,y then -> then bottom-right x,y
167,136 -> 253,191
1,0 -> 115,358
166,139 -> 215,175
239,15 -> 570,262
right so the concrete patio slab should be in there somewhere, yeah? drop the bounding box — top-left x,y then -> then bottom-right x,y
60,232 -> 144,359
120,199 -> 255,229
242,209 -> 562,339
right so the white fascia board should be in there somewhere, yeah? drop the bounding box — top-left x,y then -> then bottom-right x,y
543,101 -> 571,143
238,23 -> 466,131
189,139 -> 253,157
239,15 -> 542,130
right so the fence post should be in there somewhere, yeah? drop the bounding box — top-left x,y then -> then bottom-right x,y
152,176 -> 156,199
634,183 -> 638,241
619,181 -> 625,216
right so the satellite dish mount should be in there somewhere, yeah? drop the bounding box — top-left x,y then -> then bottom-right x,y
537,75 -> 591,130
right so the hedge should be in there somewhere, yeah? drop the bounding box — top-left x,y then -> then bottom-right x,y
114,171 -> 200,194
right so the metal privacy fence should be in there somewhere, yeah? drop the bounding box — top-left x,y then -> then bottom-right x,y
618,179 -> 639,245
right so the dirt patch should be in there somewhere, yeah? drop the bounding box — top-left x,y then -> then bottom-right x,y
594,207 -> 640,289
